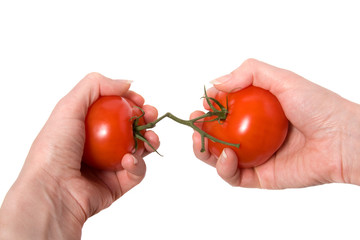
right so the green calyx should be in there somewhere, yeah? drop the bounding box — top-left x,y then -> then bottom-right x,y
133,87 -> 240,155
132,106 -> 162,156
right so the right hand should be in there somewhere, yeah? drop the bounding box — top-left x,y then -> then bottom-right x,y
191,59 -> 360,189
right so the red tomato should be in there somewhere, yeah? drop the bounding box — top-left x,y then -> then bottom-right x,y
203,86 -> 288,168
83,96 -> 145,171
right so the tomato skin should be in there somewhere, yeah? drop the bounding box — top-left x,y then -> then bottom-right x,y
203,86 -> 288,168
83,96 -> 144,171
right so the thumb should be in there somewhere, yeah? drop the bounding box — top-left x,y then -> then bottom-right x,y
210,59 -> 343,137
210,58 -> 305,97
52,72 -> 133,121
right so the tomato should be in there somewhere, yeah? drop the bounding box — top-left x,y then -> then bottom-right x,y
203,86 -> 288,168
83,96 -> 145,171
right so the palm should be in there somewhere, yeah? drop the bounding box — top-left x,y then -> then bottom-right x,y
35,115 -> 131,220
64,164 -> 127,219
251,123 -> 342,189
250,82 -> 345,189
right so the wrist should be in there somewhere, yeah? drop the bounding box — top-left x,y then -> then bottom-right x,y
0,167 -> 84,240
341,101 -> 360,186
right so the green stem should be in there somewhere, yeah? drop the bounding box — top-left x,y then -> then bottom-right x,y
135,112 -> 240,152
134,87 -> 240,154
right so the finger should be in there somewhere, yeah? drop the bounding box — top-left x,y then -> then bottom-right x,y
215,149 -> 242,186
137,105 -> 159,156
54,72 -> 132,120
142,130 -> 160,154
142,105 -> 158,123
211,58 -> 305,96
190,110 -> 217,166
203,87 -> 218,110
215,148 -> 263,188
236,168 -> 263,188
118,154 -> 146,195
190,110 -> 205,128
124,90 -> 145,107
192,131 -> 217,166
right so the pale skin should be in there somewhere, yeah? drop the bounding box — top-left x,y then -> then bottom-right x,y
0,73 -> 160,239
192,58 -> 360,189
1,59 -> 360,239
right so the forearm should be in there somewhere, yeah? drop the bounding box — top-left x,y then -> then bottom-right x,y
0,169 -> 83,240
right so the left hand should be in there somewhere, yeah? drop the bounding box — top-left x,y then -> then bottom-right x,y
0,73 -> 159,239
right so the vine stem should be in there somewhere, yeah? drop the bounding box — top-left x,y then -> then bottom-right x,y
133,87 -> 240,154
135,111 -> 240,152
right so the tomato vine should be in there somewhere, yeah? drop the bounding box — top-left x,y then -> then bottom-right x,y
133,87 -> 240,154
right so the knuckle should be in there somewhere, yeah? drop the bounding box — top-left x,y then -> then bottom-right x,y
242,58 -> 258,68
84,72 -> 104,82
245,58 -> 258,64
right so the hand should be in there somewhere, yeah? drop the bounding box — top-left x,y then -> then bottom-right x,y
0,73 -> 159,239
192,59 -> 360,189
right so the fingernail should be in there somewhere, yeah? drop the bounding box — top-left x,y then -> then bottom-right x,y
132,155 -> 138,165
210,73 -> 232,85
114,79 -> 134,84
219,150 -> 227,163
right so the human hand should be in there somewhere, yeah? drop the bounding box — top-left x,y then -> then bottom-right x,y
192,59 -> 360,189
0,73 -> 159,239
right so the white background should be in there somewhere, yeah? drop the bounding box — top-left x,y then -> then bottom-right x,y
1,1 -> 360,239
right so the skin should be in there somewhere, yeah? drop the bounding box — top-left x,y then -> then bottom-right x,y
1,59 -> 359,239
192,59 -> 360,189
0,73 -> 160,239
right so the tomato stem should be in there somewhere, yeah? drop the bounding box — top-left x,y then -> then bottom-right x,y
136,111 -> 239,152
135,88 -> 240,152
135,132 -> 163,156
